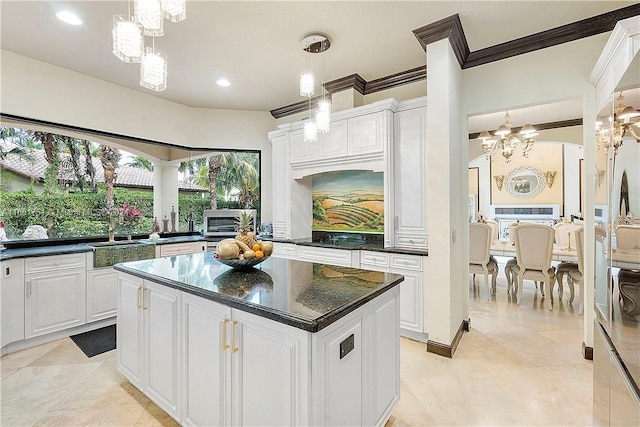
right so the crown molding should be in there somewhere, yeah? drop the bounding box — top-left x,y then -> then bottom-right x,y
412,14 -> 469,68
270,5 -> 640,119
269,95 -> 324,120
464,3 -> 640,69
468,118 -> 583,140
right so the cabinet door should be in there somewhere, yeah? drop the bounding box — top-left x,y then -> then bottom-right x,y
394,107 -> 427,248
390,254 -> 424,333
290,129 -> 316,164
160,243 -> 195,257
1,259 -> 25,347
348,112 -> 385,156
272,134 -> 290,239
117,273 -> 144,389
317,119 -> 348,159
231,310 -> 309,427
25,268 -> 86,338
182,293 -> 230,427
87,268 -> 118,322
144,280 -> 181,420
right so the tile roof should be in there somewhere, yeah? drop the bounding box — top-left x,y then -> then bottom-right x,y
0,140 -> 207,192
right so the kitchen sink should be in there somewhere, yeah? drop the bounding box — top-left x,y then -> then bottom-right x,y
91,241 -> 156,268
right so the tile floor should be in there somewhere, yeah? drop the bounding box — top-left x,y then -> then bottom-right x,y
1,261 -> 592,426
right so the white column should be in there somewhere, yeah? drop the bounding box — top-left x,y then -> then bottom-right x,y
424,39 -> 468,348
152,161 -> 180,230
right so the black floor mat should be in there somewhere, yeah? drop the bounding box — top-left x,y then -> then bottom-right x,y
70,324 -> 116,357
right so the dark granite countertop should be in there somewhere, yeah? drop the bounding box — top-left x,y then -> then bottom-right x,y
0,244 -> 94,261
0,234 -> 206,261
270,238 -> 429,257
114,252 -> 404,333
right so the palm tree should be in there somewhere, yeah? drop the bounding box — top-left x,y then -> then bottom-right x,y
98,145 -> 121,219
126,155 -> 153,171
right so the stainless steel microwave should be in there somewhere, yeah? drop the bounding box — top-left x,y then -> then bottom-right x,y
203,209 -> 256,237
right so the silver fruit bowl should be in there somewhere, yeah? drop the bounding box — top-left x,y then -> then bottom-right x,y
215,255 -> 270,270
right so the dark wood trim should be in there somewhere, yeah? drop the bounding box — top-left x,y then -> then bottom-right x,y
426,319 -> 469,358
464,4 -> 640,69
468,118 -> 583,140
412,14 -> 469,67
269,96 -> 323,120
270,5 -> 640,119
582,341 -> 594,361
365,66 -> 426,95
324,74 -> 367,95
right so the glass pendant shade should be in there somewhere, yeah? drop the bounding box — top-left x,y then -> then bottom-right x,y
140,47 -> 167,91
135,0 -> 164,36
300,72 -> 314,97
519,124 -> 537,136
161,0 -> 186,22
304,121 -> 318,142
112,15 -> 143,63
619,105 -> 640,121
316,99 -> 331,133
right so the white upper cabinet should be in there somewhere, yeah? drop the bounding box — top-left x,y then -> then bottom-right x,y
348,112 -> 386,156
317,119 -> 347,159
393,99 -> 428,249
290,129 -> 316,164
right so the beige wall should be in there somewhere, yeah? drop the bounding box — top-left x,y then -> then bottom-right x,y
489,144 -> 564,210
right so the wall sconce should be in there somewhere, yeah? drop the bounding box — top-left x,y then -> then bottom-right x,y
544,171 -> 557,188
494,175 -> 505,191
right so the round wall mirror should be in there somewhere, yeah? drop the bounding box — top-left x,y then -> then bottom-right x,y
505,166 -> 546,199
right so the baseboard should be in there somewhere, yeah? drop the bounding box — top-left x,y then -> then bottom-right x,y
426,319 -> 469,358
582,341 -> 593,360
400,328 -> 428,343
1,317 -> 116,356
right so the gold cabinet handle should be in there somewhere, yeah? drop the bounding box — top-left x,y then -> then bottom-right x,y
137,286 -> 143,309
222,318 -> 229,350
142,288 -> 148,310
231,320 -> 239,353
26,279 -> 32,298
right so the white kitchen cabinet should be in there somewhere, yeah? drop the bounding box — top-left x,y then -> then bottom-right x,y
117,274 -> 181,421
393,100 -> 428,249
157,241 -> 205,258
360,251 -> 427,341
86,267 -> 117,322
348,111 -> 389,156
24,253 -> 86,339
1,258 -> 25,347
181,291 -> 309,427
271,242 -> 299,260
317,119 -> 348,159
230,308 -> 310,427
290,129 -> 316,164
297,245 -> 359,267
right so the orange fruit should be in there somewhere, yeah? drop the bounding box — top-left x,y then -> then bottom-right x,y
252,243 -> 261,251
255,250 -> 264,259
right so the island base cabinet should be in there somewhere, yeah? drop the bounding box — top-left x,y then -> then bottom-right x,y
181,294 -> 229,427
230,309 -> 310,427
117,275 -> 181,422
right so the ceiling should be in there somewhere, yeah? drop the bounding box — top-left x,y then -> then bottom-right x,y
1,0 -> 635,118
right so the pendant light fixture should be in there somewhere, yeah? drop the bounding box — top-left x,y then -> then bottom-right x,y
161,0 -> 186,22
477,111 -> 537,162
112,1 -> 143,63
299,33 -> 331,142
140,37 -> 167,91
135,0 -> 164,36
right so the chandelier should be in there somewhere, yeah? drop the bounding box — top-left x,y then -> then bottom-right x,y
478,112 -> 537,162
112,0 -> 186,91
596,92 -> 640,153
299,33 -> 331,142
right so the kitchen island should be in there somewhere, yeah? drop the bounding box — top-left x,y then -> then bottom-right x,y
114,252 -> 403,427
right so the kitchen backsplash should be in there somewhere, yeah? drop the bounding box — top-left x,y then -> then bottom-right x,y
312,170 -> 384,234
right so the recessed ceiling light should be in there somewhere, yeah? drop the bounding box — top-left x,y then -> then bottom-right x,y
56,11 -> 83,26
216,78 -> 231,87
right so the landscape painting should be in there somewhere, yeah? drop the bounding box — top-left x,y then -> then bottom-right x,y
312,170 -> 384,233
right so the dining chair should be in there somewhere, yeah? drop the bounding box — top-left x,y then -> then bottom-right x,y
567,227 -> 585,315
469,222 -> 498,301
616,225 -> 640,251
486,220 -> 499,243
553,222 -> 582,299
512,223 -> 556,310
503,221 -> 521,294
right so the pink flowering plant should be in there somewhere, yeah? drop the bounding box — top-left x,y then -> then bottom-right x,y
119,204 -> 143,227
